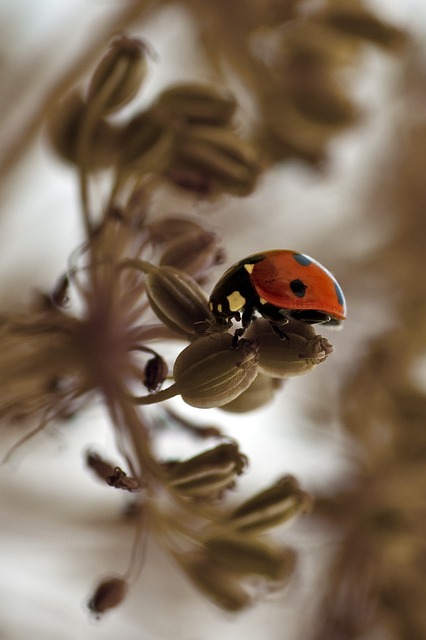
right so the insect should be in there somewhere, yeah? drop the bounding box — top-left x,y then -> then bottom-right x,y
208,250 -> 346,339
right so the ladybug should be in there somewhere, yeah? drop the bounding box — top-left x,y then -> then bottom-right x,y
209,250 -> 346,338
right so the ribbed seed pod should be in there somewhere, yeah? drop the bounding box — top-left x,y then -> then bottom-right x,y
170,126 -> 260,196
87,36 -> 149,115
226,475 -> 312,534
183,558 -> 251,612
203,534 -> 296,581
173,334 -> 259,409
145,265 -> 213,338
246,318 -> 333,378
220,373 -> 283,413
154,82 -> 237,126
164,442 -> 247,498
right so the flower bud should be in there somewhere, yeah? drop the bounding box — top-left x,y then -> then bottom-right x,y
173,334 -> 259,409
226,475 -> 312,534
169,126 -> 260,196
154,82 -> 237,126
145,265 -> 213,338
246,319 -> 333,378
159,230 -> 224,280
87,36 -> 149,115
220,373 -> 283,413
88,576 -> 128,616
47,91 -> 117,168
204,534 -> 296,582
164,442 -> 247,498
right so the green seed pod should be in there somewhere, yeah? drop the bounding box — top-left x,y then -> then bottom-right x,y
164,442 -> 247,498
170,125 -> 260,196
246,318 -> 333,378
220,373 -> 283,413
154,82 -> 237,126
145,265 -> 213,338
47,91 -> 117,168
226,475 -> 312,534
204,534 -> 296,581
87,36 -> 149,115
173,334 -> 259,409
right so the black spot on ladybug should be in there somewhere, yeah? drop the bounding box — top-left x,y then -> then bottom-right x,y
290,279 -> 307,298
334,281 -> 345,306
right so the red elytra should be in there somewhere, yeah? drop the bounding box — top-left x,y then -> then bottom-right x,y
209,250 -> 346,331
250,250 -> 346,320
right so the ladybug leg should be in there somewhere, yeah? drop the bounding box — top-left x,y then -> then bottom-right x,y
231,305 -> 255,348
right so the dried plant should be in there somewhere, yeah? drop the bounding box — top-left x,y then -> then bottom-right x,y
0,0 -> 414,634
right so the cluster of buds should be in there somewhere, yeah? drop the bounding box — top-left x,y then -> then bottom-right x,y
245,0 -> 406,164
87,442 -> 311,613
48,36 -> 261,200
173,472 -> 312,611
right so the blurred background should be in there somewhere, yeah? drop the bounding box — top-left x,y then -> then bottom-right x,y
0,1 -> 425,639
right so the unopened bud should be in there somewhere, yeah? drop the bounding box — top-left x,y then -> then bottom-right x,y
173,334 -> 259,409
159,230 -> 224,280
88,576 -> 128,616
87,36 -> 150,115
154,82 -> 237,126
164,442 -> 247,498
227,475 -> 312,534
247,319 -> 333,378
204,534 -> 296,582
169,126 -> 260,196
220,373 -> 283,413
